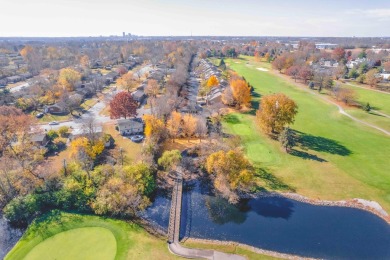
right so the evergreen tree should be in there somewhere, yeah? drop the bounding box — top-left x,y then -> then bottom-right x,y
279,127 -> 295,153
308,81 -> 315,89
363,102 -> 371,112
219,59 -> 226,70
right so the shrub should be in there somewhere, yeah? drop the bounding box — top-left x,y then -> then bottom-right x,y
58,126 -> 69,137
47,130 -> 59,141
3,195 -> 41,226
158,150 -> 182,171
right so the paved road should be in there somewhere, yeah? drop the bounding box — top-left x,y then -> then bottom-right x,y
42,96 -> 151,133
9,82 -> 30,93
42,100 -> 111,132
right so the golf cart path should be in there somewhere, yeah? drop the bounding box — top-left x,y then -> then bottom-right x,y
268,70 -> 390,136
307,87 -> 390,136
345,82 -> 390,95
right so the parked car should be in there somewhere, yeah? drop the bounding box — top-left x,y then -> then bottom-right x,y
130,135 -> 144,143
36,113 -> 44,118
48,121 -> 59,125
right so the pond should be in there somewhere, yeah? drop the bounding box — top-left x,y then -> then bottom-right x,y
141,181 -> 390,259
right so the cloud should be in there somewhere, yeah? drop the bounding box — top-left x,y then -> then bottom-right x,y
346,8 -> 390,21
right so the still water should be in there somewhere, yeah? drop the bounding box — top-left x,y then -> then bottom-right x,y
141,181 -> 390,259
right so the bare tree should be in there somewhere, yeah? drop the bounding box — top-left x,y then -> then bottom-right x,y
195,117 -> 208,142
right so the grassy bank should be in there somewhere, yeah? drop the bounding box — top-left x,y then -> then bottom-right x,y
6,211 -> 178,260
221,56 -> 390,212
182,240 -> 280,260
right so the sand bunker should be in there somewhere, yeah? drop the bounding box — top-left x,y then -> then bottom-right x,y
257,68 -> 269,71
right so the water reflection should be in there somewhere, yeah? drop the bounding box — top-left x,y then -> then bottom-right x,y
142,181 -> 390,259
248,197 -> 294,220
205,196 -> 249,225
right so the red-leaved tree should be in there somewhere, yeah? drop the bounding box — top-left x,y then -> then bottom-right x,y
332,47 -> 346,61
109,92 -> 138,119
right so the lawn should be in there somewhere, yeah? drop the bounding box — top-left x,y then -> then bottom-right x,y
5,211 -> 179,260
80,98 -> 99,110
221,56 -> 390,212
34,112 -> 72,123
341,82 -> 390,115
103,123 -> 143,164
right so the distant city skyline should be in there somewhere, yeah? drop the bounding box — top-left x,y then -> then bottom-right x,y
1,0 -> 390,37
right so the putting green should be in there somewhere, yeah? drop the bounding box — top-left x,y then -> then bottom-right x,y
24,227 -> 116,260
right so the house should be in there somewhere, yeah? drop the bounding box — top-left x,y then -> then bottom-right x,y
0,79 -> 7,87
20,72 -> 32,80
380,73 -> 390,81
104,71 -> 119,85
117,118 -> 144,136
6,75 -> 22,84
208,89 -> 223,105
90,60 -> 103,69
31,133 -> 49,147
148,70 -> 165,82
45,102 -> 67,114
131,90 -> 146,103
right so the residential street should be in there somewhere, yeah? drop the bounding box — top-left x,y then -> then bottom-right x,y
41,92 -> 151,133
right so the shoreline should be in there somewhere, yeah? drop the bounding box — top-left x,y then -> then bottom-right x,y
248,192 -> 390,224
141,191 -> 390,260
182,238 -> 317,260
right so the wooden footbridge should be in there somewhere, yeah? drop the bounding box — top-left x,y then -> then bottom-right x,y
167,168 -> 245,260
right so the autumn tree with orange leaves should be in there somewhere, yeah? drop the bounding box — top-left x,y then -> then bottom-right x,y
70,137 -> 105,173
230,79 -> 251,108
166,111 -> 182,142
117,72 -> 138,92
256,93 -> 298,134
109,92 -> 138,119
143,114 -> 166,142
181,114 -> 198,139
207,75 -> 219,88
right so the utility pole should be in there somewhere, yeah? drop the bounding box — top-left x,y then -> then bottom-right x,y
63,159 -> 67,176
120,147 -> 123,166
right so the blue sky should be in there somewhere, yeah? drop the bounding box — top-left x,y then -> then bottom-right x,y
1,0 -> 389,37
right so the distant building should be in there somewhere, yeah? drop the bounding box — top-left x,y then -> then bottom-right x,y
380,73 -> 390,81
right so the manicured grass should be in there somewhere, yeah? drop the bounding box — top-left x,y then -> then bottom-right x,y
221,56 -> 390,212
341,82 -> 390,115
6,211 -> 179,260
24,227 -> 116,260
344,108 -> 390,132
182,241 -> 280,260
